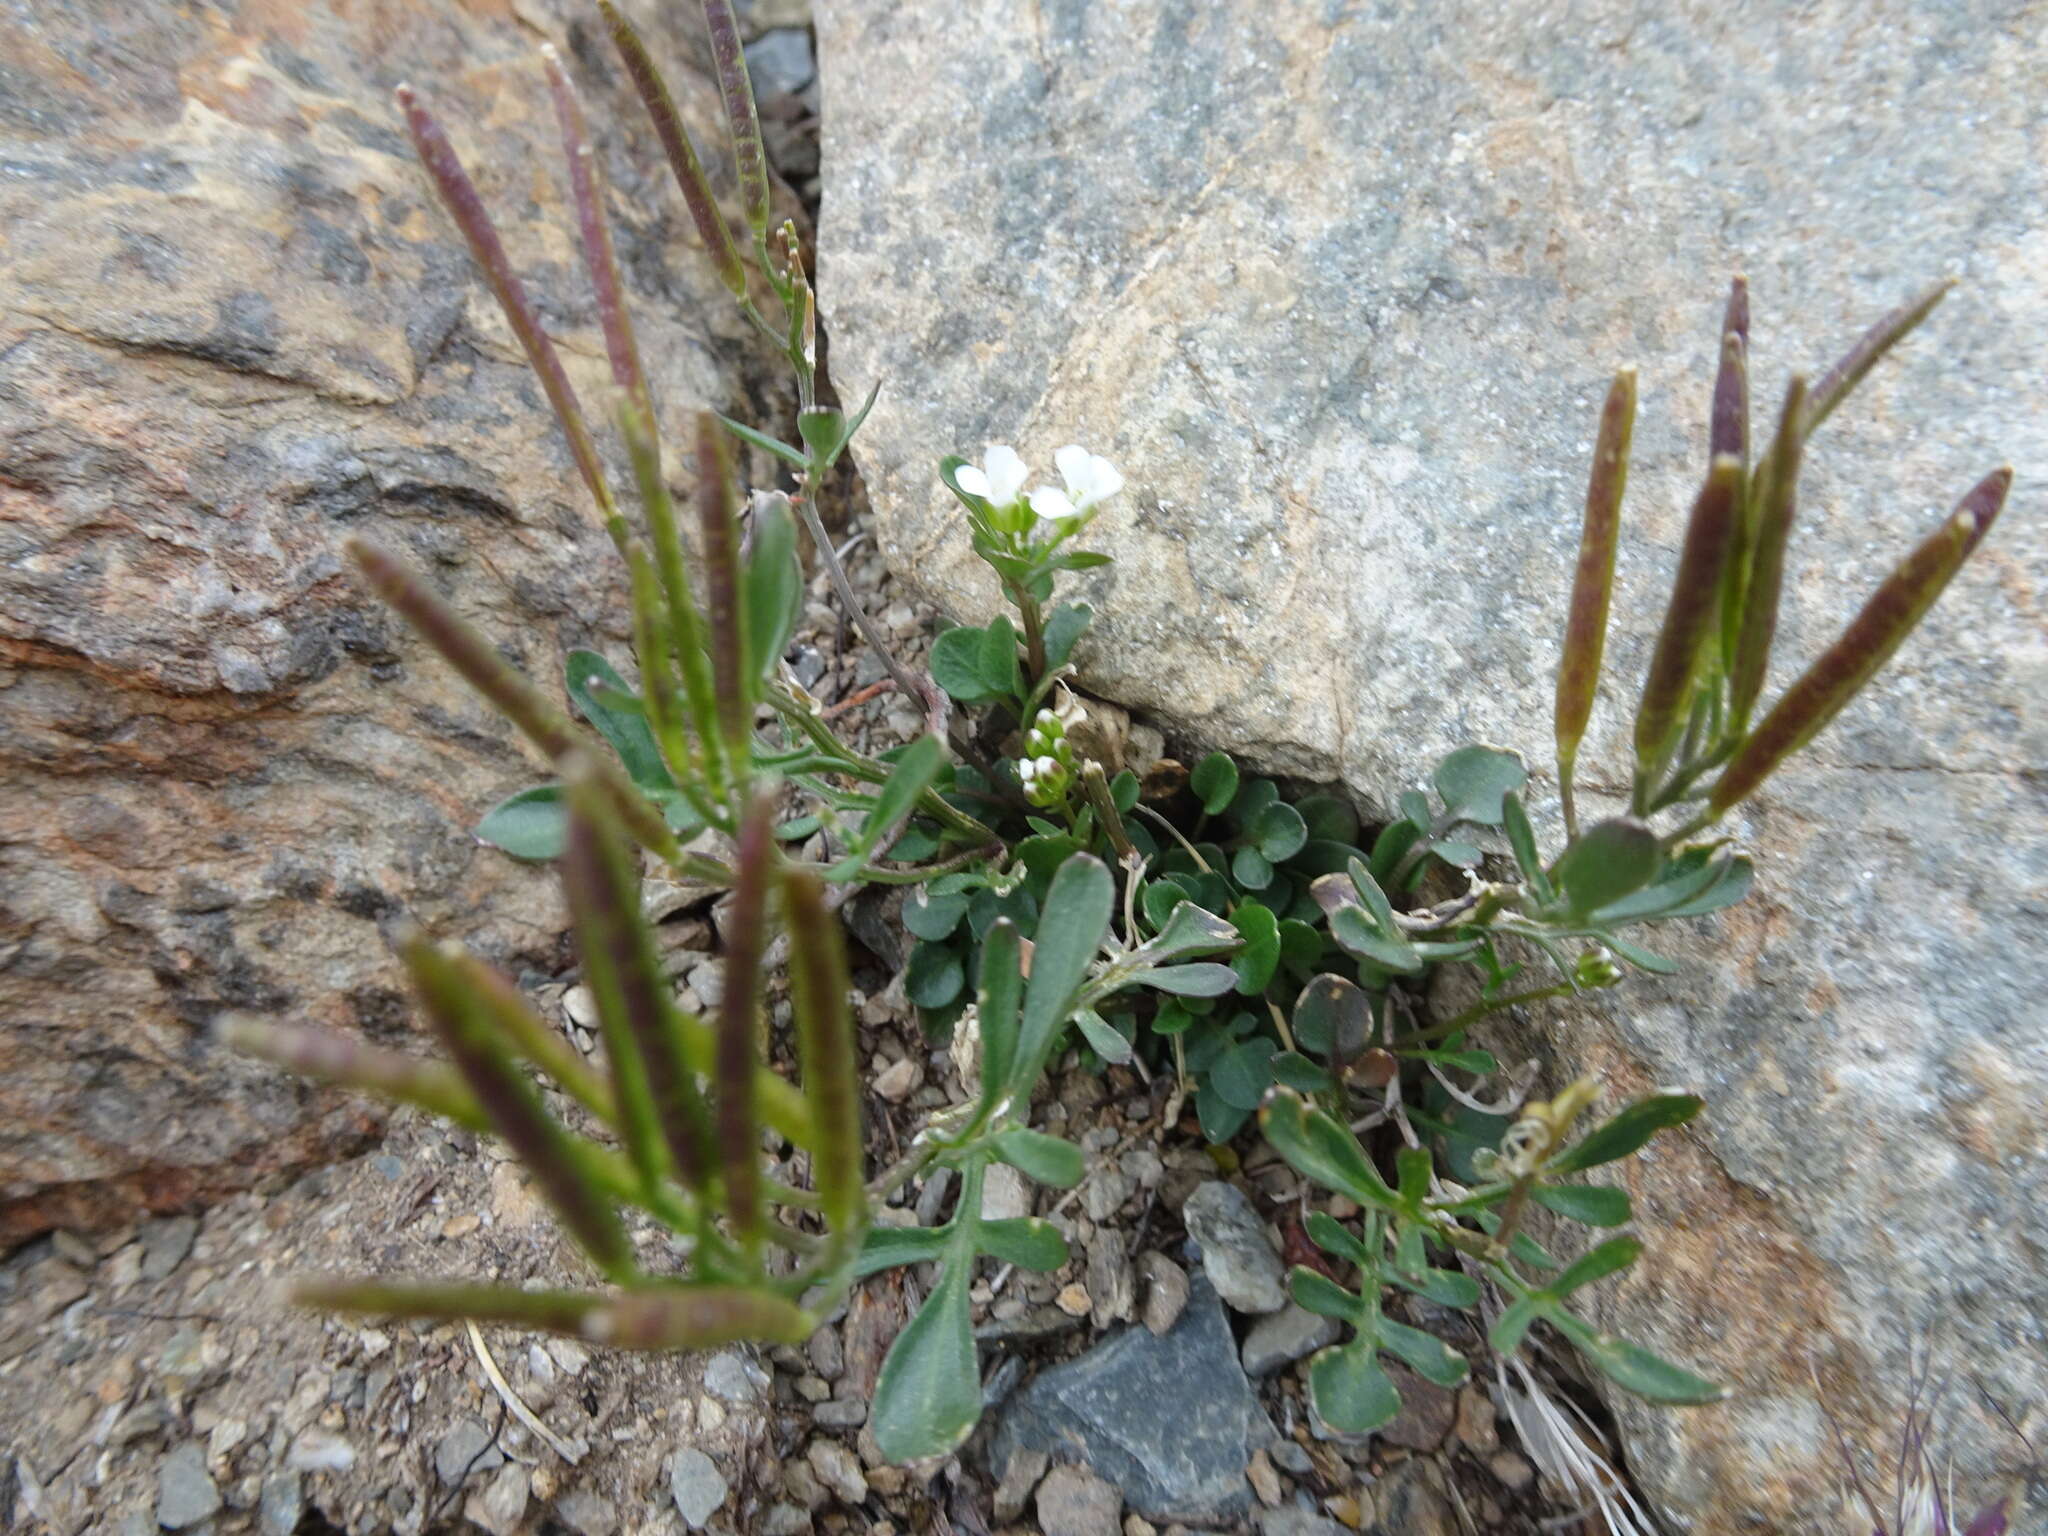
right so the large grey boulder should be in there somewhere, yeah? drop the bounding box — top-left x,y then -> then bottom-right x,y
817,2 -> 2044,1527
0,0 -> 784,1240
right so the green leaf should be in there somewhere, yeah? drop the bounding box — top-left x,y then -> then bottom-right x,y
1295,793 -> 1361,844
871,1248 -> 980,1460
1390,1265 -> 1482,1309
853,1223 -> 950,1279
1269,1051 -> 1334,1093
1344,858 -> 1404,939
1258,1089 -> 1398,1213
904,887 -> 970,941
1073,1007 -> 1135,1066
566,651 -> 675,792
905,940 -> 965,1010
1430,839 -> 1484,870
712,409 -> 807,467
1251,801 -> 1308,862
1368,817 -> 1424,884
1231,846 -> 1275,891
1043,602 -> 1093,671
1551,1235 -> 1643,1296
1501,792 -> 1553,902
1550,1094 -> 1703,1173
977,1216 -> 1070,1271
974,921 -> 1023,1120
1195,1078 -> 1253,1142
1012,855 -> 1114,1093
1292,973 -> 1373,1060
1489,1295 -> 1543,1355
1230,903 -> 1281,993
827,734 -> 945,879
989,1128 -> 1085,1188
1307,1341 -> 1402,1433
1277,918 -> 1324,977
1126,963 -> 1240,997
980,616 -> 1022,700
1131,901 -> 1241,965
1553,1317 -> 1726,1405
1600,933 -> 1680,975
1433,746 -> 1528,827
1550,819 -> 1663,917
1328,906 -> 1422,975
929,625 -> 1001,705
476,783 -> 569,861
1211,1040 -> 1277,1111
1288,1266 -> 1363,1320
1532,1183 -> 1633,1227
1191,751 -> 1239,815
1378,1316 -> 1470,1388
742,494 -> 803,685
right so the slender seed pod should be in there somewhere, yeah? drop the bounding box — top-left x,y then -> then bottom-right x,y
699,0 -> 772,238
542,47 -> 656,453
345,540 -> 681,859
1804,279 -> 1954,438
1709,468 -> 2012,814
1554,370 -> 1636,836
780,864 -> 863,1242
218,1017 -> 485,1133
1633,456 -> 1746,802
598,0 -> 749,299
405,935 -> 634,1280
447,949 -> 616,1124
395,84 -> 615,526
584,1286 -> 813,1348
562,762 -> 715,1195
1726,376 -> 1810,729
715,793 -> 776,1257
624,539 -> 702,792
694,412 -> 753,765
1709,277 -> 1750,469
290,1280 -> 603,1335
623,405 -> 725,790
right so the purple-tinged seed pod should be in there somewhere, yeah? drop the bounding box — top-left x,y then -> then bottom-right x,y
345,539 -> 681,858
598,0 -> 749,300
699,0 -> 772,238
562,762 -> 715,1195
542,47 -> 657,450
290,1279 -> 602,1335
715,793 -> 777,1254
1725,375 -> 1809,729
1554,369 -> 1636,837
780,863 -> 864,1241
395,83 -> 615,527
1710,467 -> 2012,815
584,1285 -> 812,1348
1709,277 -> 1750,468
217,1016 -> 483,1132
1803,278 -> 1954,438
694,413 -> 752,762
406,935 -> 634,1279
1632,456 -> 1746,802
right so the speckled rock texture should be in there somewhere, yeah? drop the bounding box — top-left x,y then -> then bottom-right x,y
816,2 -> 2045,1527
0,0 -> 785,1242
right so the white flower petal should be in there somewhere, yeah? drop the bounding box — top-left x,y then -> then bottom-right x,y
1085,453 -> 1124,501
983,445 -> 1029,506
954,464 -> 991,499
1029,485 -> 1078,523
1054,443 -> 1092,489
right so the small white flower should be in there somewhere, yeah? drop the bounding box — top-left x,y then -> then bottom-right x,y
1036,755 -> 1060,779
1028,443 -> 1125,524
954,444 -> 1029,507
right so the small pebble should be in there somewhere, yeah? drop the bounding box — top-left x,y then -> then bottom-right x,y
669,1447 -> 728,1529
807,1438 -> 868,1505
1055,1282 -> 1092,1316
155,1442 -> 221,1530
1036,1463 -> 1122,1536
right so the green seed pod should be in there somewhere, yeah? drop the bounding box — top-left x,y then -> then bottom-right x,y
1554,369 -> 1636,834
1710,467 -> 2012,815
1632,456 -> 1746,802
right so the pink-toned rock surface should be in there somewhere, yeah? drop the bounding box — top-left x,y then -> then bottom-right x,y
0,0 -> 781,1241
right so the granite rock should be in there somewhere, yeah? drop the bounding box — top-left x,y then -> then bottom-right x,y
819,2 -> 2046,1526
0,0 -> 788,1241
990,1273 -> 1258,1523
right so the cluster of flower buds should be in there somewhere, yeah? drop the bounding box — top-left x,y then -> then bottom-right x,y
1573,946 -> 1623,989
954,443 -> 1124,541
1016,708 -> 1078,808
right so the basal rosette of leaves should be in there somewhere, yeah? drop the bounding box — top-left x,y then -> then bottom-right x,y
223,0 -> 2018,1474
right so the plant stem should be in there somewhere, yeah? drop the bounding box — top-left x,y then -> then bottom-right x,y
1388,984 -> 1573,1052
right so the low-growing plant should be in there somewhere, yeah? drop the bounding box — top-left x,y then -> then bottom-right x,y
227,0 -> 2019,1478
